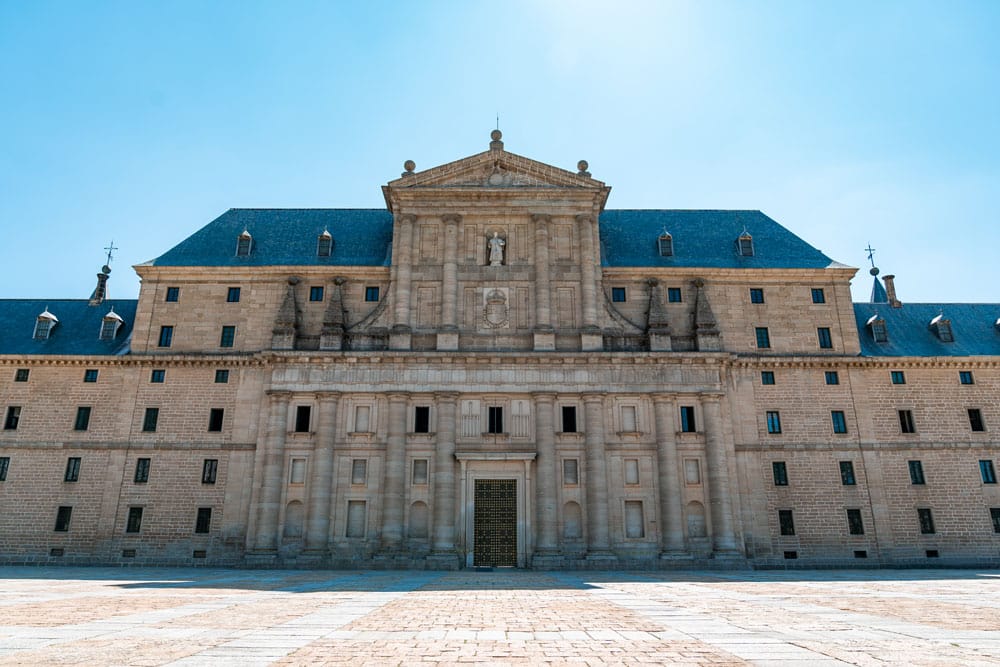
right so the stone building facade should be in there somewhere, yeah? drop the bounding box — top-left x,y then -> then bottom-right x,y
1,132 -> 998,569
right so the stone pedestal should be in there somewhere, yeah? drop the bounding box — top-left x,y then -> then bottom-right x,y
533,331 -> 555,351
580,330 -> 603,351
389,328 -> 411,351
649,332 -> 672,351
425,552 -> 462,570
436,330 -> 459,351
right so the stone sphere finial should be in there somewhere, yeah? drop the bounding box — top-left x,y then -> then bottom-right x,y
869,267 -> 880,276
401,160 -> 416,177
491,129 -> 502,141
577,160 -> 591,177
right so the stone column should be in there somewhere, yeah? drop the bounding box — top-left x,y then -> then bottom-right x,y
532,393 -> 559,559
254,391 -> 290,552
305,392 -> 339,553
653,394 -> 685,556
702,394 -> 739,554
430,392 -> 459,565
438,214 -> 461,351
390,214 -> 415,350
582,394 -> 613,557
577,214 -> 602,351
532,214 -> 555,351
380,392 -> 409,550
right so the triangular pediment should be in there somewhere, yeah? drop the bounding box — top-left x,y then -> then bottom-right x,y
386,149 -> 606,190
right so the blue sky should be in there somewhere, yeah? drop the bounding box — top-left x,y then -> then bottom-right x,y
1,1 -> 998,303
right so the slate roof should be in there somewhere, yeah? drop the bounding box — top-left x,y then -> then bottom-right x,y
0,299 -> 137,355
870,275 -> 888,303
854,303 -> 1000,357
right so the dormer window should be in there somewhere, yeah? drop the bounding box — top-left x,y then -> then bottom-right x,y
317,230 -> 333,257
737,231 -> 754,257
929,314 -> 954,342
236,230 -> 253,257
866,314 -> 888,343
657,232 -> 673,257
33,308 -> 58,340
99,308 -> 123,341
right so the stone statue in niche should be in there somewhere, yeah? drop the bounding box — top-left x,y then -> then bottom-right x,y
488,232 -> 506,266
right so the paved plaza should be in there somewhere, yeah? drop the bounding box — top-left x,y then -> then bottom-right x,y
1,567 -> 999,666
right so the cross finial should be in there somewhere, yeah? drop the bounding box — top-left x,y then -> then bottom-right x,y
104,240 -> 118,267
865,243 -> 876,268
496,114 -> 499,131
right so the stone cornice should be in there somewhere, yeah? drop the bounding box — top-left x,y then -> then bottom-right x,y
734,355 -> 1000,369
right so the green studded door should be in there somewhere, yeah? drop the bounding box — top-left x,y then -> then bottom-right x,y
473,479 -> 517,567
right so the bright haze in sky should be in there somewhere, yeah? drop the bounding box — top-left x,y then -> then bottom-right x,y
1,1 -> 998,303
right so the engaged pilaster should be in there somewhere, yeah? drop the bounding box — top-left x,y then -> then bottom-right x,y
438,214 -> 461,351
253,391 -> 291,552
305,392 -> 340,554
576,214 -> 602,351
582,394 -> 614,559
390,214 -> 416,350
653,394 -> 686,556
380,392 -> 409,550
532,393 -> 559,560
702,393 -> 740,555
532,214 -> 554,351
429,392 -> 460,567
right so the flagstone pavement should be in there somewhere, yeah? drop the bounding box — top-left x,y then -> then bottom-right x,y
1,566 -> 999,666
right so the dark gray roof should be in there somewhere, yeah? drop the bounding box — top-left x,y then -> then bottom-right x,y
0,299 -> 137,355
598,210 -> 839,269
854,303 -> 1000,357
149,209 -> 395,267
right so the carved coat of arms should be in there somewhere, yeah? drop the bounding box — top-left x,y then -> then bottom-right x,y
482,288 -> 509,329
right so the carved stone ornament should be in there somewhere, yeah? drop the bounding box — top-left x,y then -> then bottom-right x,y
482,288 -> 510,329
487,231 -> 506,266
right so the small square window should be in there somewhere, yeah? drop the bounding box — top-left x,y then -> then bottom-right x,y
309,286 -> 324,302
778,509 -> 795,536
561,406 -> 577,433
840,461 -> 856,486
487,406 -> 504,434
208,408 -> 224,432
831,410 -> 847,434
54,506 -> 72,532
134,458 -> 150,483
847,509 -> 864,535
83,369 -> 99,383
195,507 -> 212,534
165,286 -> 179,302
215,369 -> 230,383
611,287 -> 627,303
14,368 -> 29,382
959,371 -> 974,385
563,459 -> 579,485
891,371 -> 906,385
899,409 -> 916,434
126,507 -> 143,533
142,407 -> 159,432
64,457 -> 81,482
667,287 -> 682,303
761,371 -> 775,385
755,327 -> 771,349
918,508 -> 935,534
825,371 -> 840,385
294,405 -> 311,433
680,406 -> 696,433
0,456 -> 9,481
412,459 -> 429,485
817,327 -> 833,349
351,459 -> 367,485
969,408 -> 985,432
150,369 -> 165,383
414,406 -> 430,433
811,288 -> 826,304
74,406 -> 91,431
749,288 -> 765,304
158,325 -> 173,348
220,326 -> 236,348
226,287 -> 241,303
202,459 -> 218,484
772,461 -> 788,486
991,508 -> 1000,534
908,460 -> 926,485
4,406 -> 21,430
766,411 -> 782,434
980,460 -> 997,484
365,286 -> 380,302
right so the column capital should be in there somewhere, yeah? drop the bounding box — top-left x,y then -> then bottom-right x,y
531,392 -> 557,403
575,213 -> 595,225
699,392 -> 724,403
265,390 -> 292,402
397,213 -> 416,225
441,213 -> 462,225
581,393 -> 605,404
386,391 -> 411,402
531,213 -> 552,224
434,391 -> 460,402
317,391 -> 342,403
651,393 -> 675,404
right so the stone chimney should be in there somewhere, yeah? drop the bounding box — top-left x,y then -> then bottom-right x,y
88,265 -> 111,306
883,274 -> 902,308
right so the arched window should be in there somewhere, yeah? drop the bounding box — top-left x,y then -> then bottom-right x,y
99,308 -> 123,341
657,232 -> 673,257
236,229 -> 253,257
317,229 -> 333,257
737,231 -> 754,257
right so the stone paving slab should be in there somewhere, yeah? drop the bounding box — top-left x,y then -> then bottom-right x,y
0,567 -> 998,665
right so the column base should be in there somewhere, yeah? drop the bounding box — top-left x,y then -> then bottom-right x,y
585,550 -> 618,563
710,549 -> 746,562
296,550 -> 328,566
436,331 -> 459,351
659,551 -> 693,561
244,550 -> 279,566
389,331 -> 411,351
531,552 -> 566,570
426,552 -> 462,570
533,331 -> 556,351
649,332 -> 672,351
580,331 -> 603,351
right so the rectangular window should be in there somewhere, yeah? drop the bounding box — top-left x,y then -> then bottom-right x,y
680,406 -> 696,433
83,369 -> 99,383
4,406 -> 21,430
624,501 -> 645,538
226,287 -> 241,303
766,411 -> 782,434
74,406 -> 91,431
142,407 -> 159,432
840,460 -> 856,486
959,371 -> 975,385
825,371 -> 840,385
621,405 -> 638,432
309,286 -> 324,302
351,459 -> 367,485
294,405 -> 311,433
811,288 -> 826,304
195,507 -> 212,534
847,509 -> 865,535
14,368 -> 29,382
667,287 -> 682,303
412,459 -> 428,485
202,459 -> 218,484
918,508 -> 935,534
346,500 -> 366,537
158,325 -> 173,348
365,286 -> 380,302
165,286 -> 180,302
219,326 -> 236,348
755,327 -> 770,349
561,406 -> 577,433
563,459 -> 579,485
289,458 -> 306,484
980,460 -> 997,484
611,287 -> 627,302
831,410 -> 847,434
749,288 -> 765,304
969,408 -> 985,432
134,458 -> 150,483
772,461 -> 788,486
991,508 -> 1000,534
208,408 -> 224,432
487,406 -> 504,434
760,371 -> 775,385
899,409 -> 916,433
414,406 -> 430,434
624,458 -> 640,485
214,369 -> 229,383
891,370 -> 906,384
150,369 -> 165,383
817,327 -> 833,349
54,506 -> 72,532
778,509 -> 795,536
126,507 -> 143,533
64,457 -> 81,482
908,460 -> 926,485
0,456 -> 9,481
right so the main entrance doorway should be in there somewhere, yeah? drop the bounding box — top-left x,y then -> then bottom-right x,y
473,479 -> 517,567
